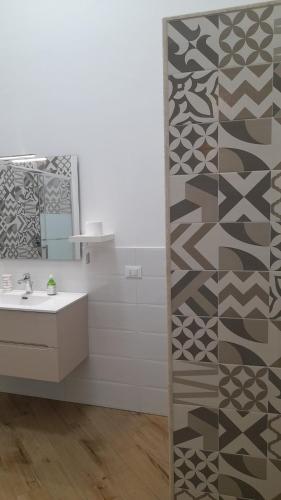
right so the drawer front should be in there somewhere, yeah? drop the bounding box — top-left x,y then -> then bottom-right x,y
0,342 -> 60,382
0,310 -> 58,347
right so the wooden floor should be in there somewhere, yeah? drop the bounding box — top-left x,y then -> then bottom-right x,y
0,393 -> 169,500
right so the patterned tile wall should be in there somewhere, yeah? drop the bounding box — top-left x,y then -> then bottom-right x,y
166,2 -> 281,498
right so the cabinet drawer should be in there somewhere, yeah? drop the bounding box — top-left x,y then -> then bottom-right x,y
0,310 -> 58,347
0,342 -> 60,381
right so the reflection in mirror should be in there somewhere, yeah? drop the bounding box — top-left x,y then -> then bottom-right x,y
0,155 -> 80,260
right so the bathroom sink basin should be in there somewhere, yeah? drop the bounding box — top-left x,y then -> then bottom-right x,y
0,293 -> 50,307
0,290 -> 87,313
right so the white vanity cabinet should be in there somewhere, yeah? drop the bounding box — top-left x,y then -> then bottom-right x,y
0,292 -> 88,382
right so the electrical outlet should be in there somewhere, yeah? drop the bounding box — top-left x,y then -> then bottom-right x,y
125,265 -> 142,279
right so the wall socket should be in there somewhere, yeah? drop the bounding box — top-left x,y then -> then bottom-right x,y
125,265 -> 142,279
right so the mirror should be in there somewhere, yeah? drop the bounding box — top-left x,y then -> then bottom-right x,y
0,155 -> 80,260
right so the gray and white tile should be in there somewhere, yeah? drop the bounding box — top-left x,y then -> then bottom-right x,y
172,315 -> 218,363
169,70 -> 218,126
218,271 -> 269,319
218,171 -> 271,222
173,404 -> 219,451
219,64 -> 273,121
219,6 -> 273,67
172,270 -> 218,317
173,360 -> 219,407
169,122 -> 218,175
170,174 -> 218,224
168,15 -> 219,73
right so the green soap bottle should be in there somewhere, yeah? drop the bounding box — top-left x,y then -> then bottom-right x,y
47,274 -> 57,296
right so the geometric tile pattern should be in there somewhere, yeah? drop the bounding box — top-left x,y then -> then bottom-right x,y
172,316 -> 218,363
168,16 -> 219,73
218,172 -> 271,222
173,405 -> 219,450
268,368 -> 281,413
174,448 -> 219,495
219,453 -> 268,500
173,360 -> 219,407
219,64 -> 273,122
0,165 -> 41,259
219,118 -> 272,173
171,223 -> 219,270
219,6 -> 274,68
169,71 -> 219,126
174,489 -> 217,500
170,174 -> 218,223
166,4 -> 281,499
169,123 -> 218,174
171,271 -> 218,317
218,271 -> 269,319
219,409 -> 267,457
269,272 -> 281,319
219,364 -> 268,413
267,413 -> 281,459
219,223 -> 270,270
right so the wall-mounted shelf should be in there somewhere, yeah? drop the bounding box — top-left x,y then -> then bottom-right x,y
69,234 -> 114,243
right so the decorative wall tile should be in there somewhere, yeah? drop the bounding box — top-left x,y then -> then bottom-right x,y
218,223 -> 270,271
218,171 -> 271,222
15,155 -> 72,179
170,175 -> 218,224
218,271 -> 269,319
174,448 -> 219,494
219,318 -> 268,366
219,364 -> 268,413
43,177 -> 71,214
172,315 -> 218,363
0,166 -> 41,257
171,223 -> 219,270
269,272 -> 281,319
273,4 -> 281,61
219,409 -> 267,457
219,318 -> 281,368
173,360 -> 219,407
169,70 -> 218,126
172,271 -> 218,317
268,367 -> 281,413
273,62 -> 281,116
219,6 -> 273,67
174,489 -> 218,500
168,16 -> 219,74
219,453 -> 267,500
219,118 -> 272,173
268,321 -> 281,368
272,117 -> 281,170
267,413 -> 281,459
268,459 -> 281,499
270,222 -> 281,269
271,170 -> 281,221
169,123 -> 218,175
166,6 -> 281,500
219,64 -> 273,121
173,404 -> 219,450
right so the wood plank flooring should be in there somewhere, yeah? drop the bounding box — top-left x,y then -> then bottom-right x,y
0,393 -> 169,500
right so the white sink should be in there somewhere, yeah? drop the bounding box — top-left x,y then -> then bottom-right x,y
0,290 -> 87,313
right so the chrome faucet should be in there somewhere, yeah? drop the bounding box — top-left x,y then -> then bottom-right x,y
18,273 -> 33,296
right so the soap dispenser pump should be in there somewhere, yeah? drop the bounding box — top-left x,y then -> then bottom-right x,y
47,274 -> 57,296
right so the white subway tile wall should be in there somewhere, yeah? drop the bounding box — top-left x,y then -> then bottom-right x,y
0,247 -> 168,415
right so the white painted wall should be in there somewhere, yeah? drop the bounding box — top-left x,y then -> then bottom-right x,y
0,0 -> 258,246
0,0 -> 259,413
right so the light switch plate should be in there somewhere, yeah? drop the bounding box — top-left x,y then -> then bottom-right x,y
125,265 -> 142,279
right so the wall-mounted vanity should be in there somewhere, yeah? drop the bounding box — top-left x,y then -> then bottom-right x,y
0,291 -> 88,382
0,155 -> 89,382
